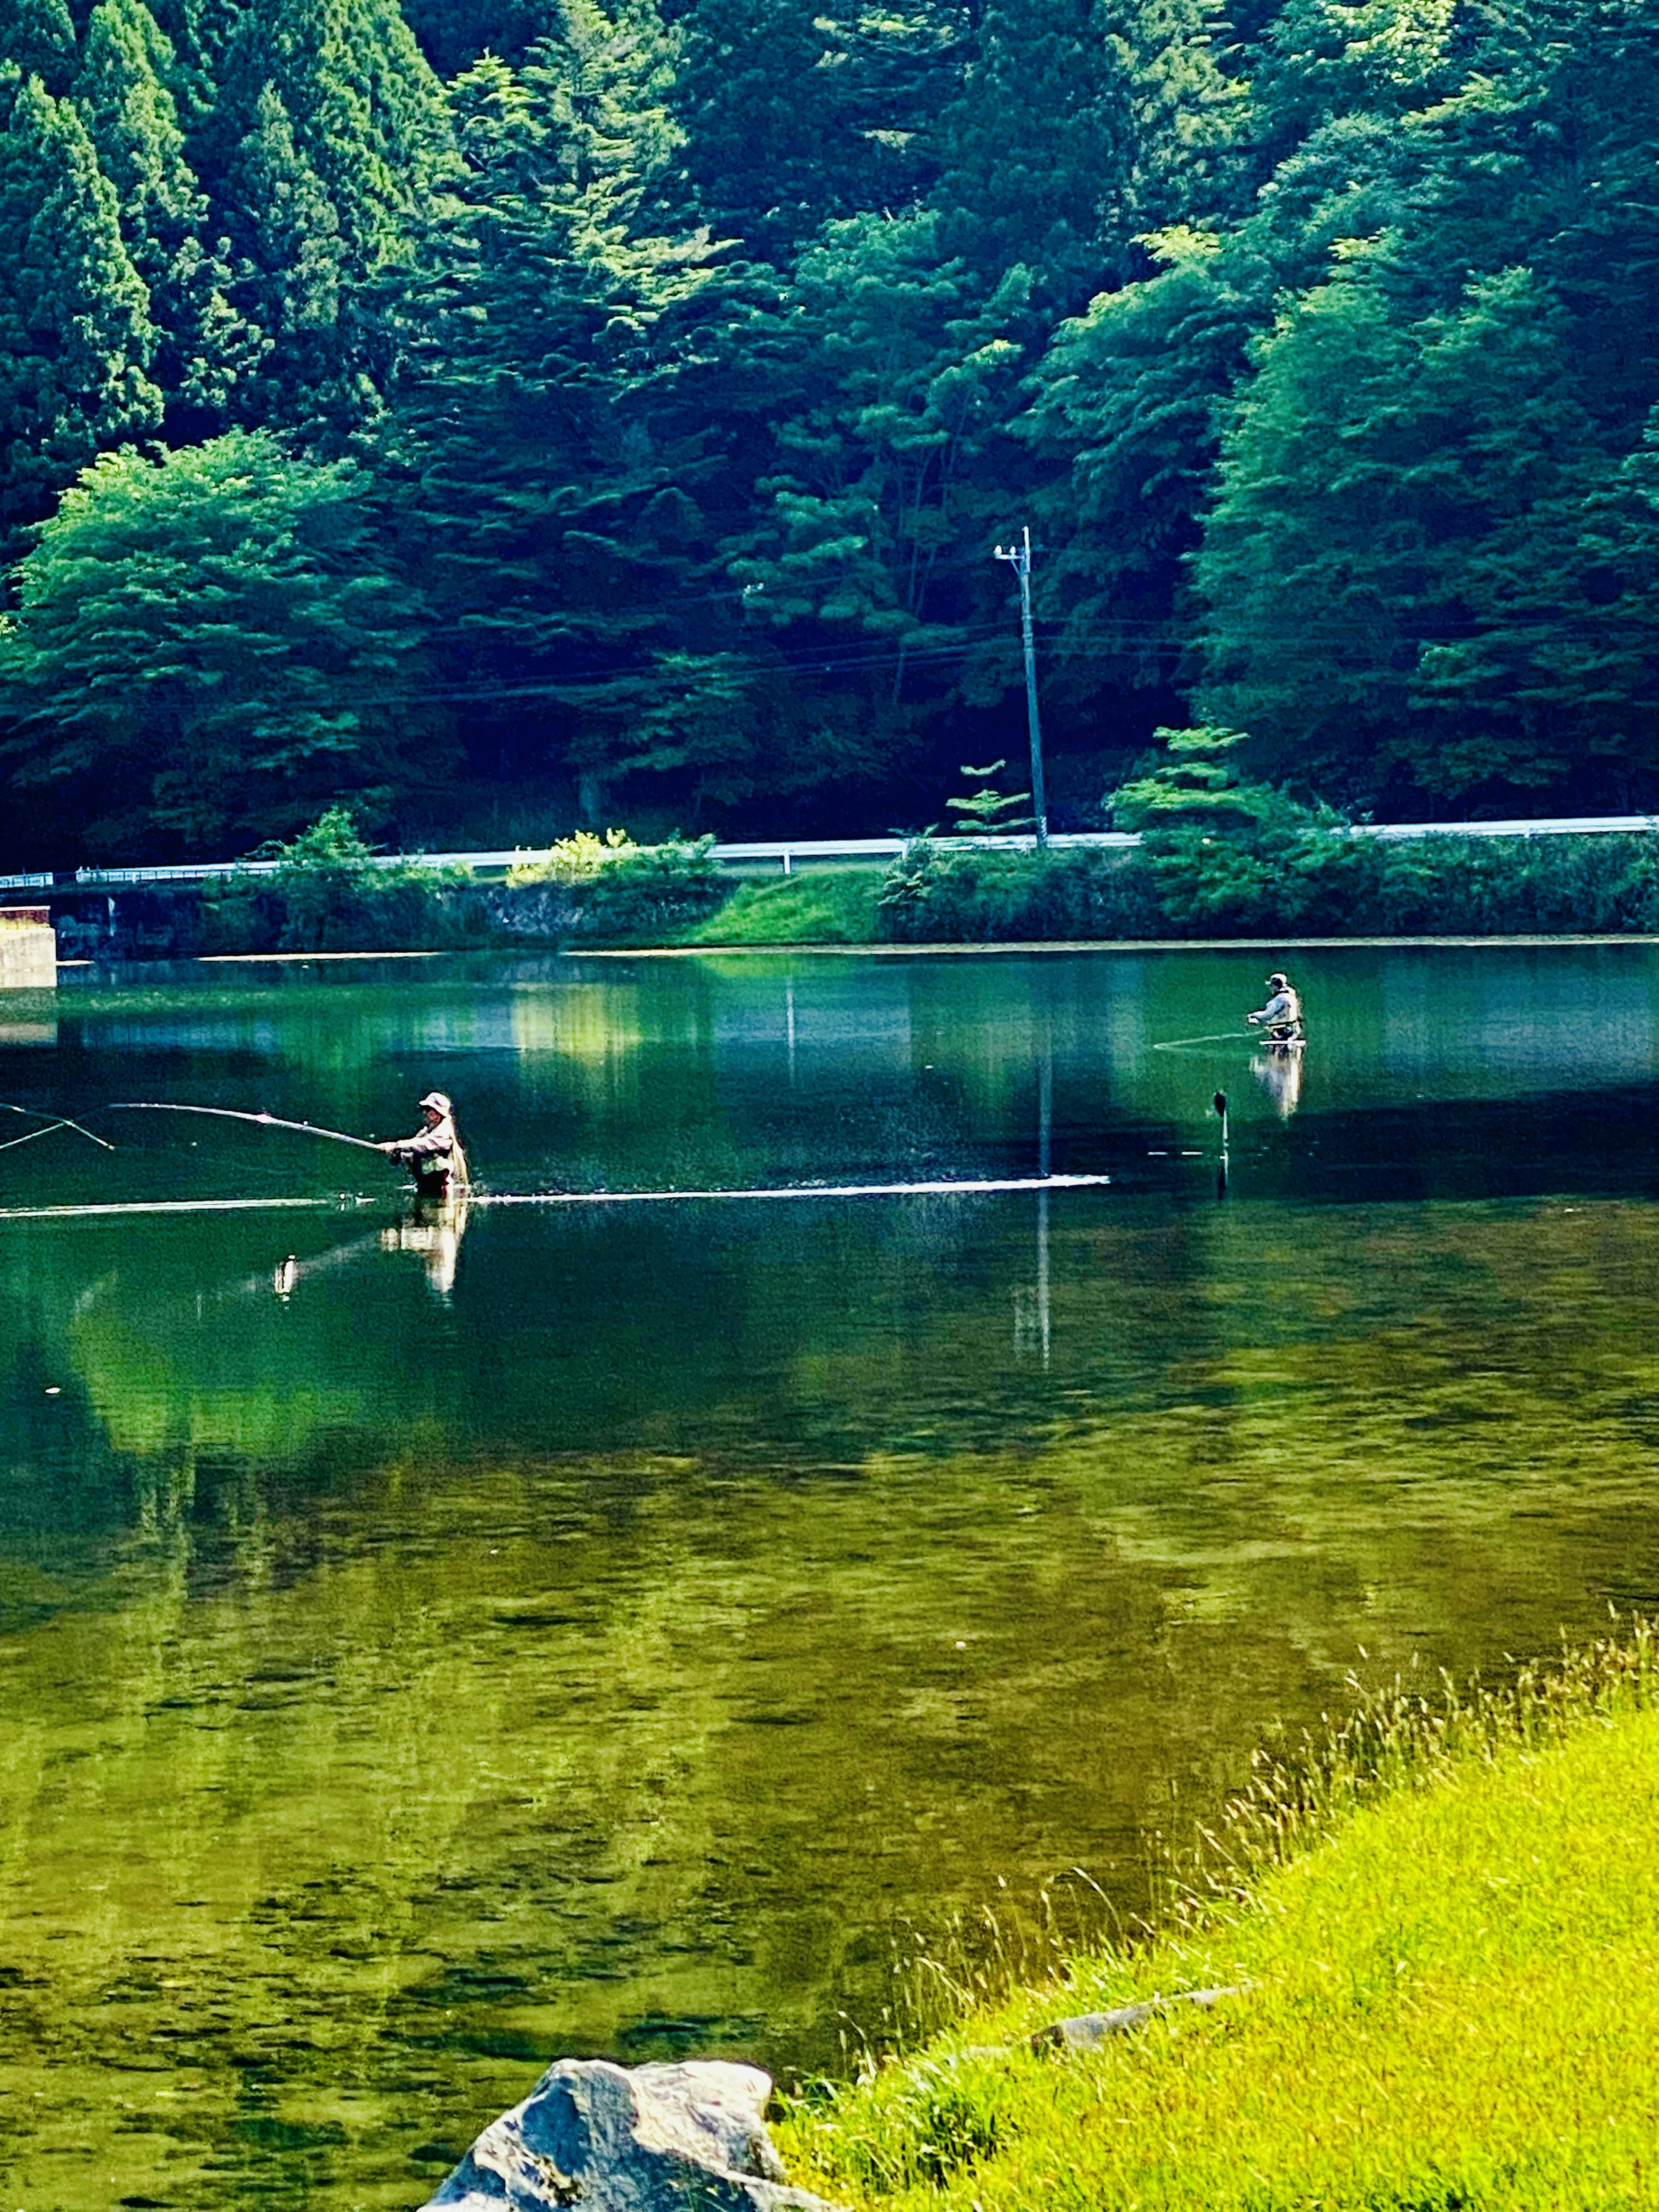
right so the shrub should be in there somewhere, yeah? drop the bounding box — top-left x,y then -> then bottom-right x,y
503,828 -> 635,887
1108,725 -> 1386,932
198,806 -> 489,953
566,835 -> 726,943
876,840 -> 1164,942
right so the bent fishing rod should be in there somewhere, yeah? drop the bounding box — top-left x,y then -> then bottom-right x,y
105,1102 -> 390,1155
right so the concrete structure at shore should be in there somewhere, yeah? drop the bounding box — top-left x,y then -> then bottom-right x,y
0,906 -> 57,988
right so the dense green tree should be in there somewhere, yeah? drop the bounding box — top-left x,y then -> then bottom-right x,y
669,0 -> 971,257
1254,0 -> 1468,145
0,0 -> 76,92
213,0 -> 454,427
0,68 -> 159,554
74,0 -> 256,425
0,431 -> 445,852
1191,0 -> 1659,808
731,210 -> 1032,773
934,0 -> 1242,308
3,0 -> 1659,855
378,22 -> 803,818
400,0 -> 546,75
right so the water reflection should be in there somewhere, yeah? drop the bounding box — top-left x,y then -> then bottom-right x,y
5,946 -> 1659,2209
381,1195 -> 471,1298
1251,1042 -> 1305,1117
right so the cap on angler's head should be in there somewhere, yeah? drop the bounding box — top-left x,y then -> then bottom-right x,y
420,1091 -> 451,1116
1267,972 -> 1288,989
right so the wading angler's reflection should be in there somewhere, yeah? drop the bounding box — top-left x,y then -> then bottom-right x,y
1251,1043 -> 1304,1117
268,1195 -> 473,1301
379,1193 -> 470,1298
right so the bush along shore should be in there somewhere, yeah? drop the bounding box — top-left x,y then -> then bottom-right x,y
48,779 -> 1659,961
769,1621 -> 1659,2212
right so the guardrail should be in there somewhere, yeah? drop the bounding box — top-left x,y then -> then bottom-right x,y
12,813 -> 1659,893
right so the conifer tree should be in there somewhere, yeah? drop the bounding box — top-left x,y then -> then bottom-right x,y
227,84 -> 345,372
732,210 -> 1031,754
74,0 -> 256,425
0,68 -> 159,553
671,0 -> 971,256
935,0 -> 1241,308
0,0 -> 76,93
381,16 -> 763,813
219,0 -> 451,265
215,0 -> 454,426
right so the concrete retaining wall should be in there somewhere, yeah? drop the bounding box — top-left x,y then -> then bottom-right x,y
0,907 -> 57,988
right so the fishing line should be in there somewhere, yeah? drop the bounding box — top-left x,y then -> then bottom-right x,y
0,1120 -> 76,1154
0,1100 -> 115,1150
0,1173 -> 1114,1223
477,1173 -> 1114,1206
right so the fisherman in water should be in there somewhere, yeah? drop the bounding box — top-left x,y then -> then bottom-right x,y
1246,971 -> 1304,1048
380,1090 -> 469,1200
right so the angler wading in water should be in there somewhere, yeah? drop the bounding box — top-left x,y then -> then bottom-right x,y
380,1091 -> 469,1201
1247,972 -> 1304,1049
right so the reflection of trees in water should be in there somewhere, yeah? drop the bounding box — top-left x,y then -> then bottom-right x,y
11,1199 -> 1659,2202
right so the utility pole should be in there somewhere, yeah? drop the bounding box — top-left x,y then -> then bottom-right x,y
994,525 -> 1048,846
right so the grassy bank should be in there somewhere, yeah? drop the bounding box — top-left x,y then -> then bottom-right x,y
779,1625 -> 1659,2212
641,833 -> 1659,949
141,821 -> 1659,955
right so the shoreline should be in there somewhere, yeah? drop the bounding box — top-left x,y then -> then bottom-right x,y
53,928 -> 1659,975
771,1624 -> 1659,2212
582,930 -> 1659,956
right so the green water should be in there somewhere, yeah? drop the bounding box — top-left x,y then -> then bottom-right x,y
5,943 -> 1659,2209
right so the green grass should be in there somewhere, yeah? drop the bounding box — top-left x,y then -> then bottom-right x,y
778,1625 -> 1659,2211
680,871 -> 883,945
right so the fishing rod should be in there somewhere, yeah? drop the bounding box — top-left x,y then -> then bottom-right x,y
0,1100 -> 115,1151
1151,1030 -> 1256,1052
105,1103 -> 391,1156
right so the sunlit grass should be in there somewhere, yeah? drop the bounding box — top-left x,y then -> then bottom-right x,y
682,872 -> 882,944
779,1622 -> 1659,2210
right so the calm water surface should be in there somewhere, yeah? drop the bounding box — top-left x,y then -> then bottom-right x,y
5,943 -> 1659,2209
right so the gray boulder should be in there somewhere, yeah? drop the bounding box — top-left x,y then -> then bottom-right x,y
416,2056 -> 846,2212
1030,1983 -> 1243,2052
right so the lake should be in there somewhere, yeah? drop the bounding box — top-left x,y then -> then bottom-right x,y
4,941 -> 1659,2209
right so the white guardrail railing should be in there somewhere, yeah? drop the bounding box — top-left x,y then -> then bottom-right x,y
4,814 -> 1659,896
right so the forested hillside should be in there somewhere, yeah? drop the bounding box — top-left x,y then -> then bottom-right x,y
1,0 -> 1656,861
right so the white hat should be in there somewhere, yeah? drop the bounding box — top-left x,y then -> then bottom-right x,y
420,1091 -> 451,1115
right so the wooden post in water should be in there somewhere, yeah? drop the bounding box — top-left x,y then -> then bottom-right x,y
1213,1090 -> 1229,1198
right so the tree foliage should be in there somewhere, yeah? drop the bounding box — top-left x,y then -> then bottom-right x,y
0,430 -> 445,852
3,0 -> 1659,863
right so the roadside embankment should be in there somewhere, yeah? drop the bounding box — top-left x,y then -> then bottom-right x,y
775,1625 -> 1659,2212
46,826 -> 1659,960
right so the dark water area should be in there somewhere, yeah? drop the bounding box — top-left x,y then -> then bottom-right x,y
4,943 -> 1659,2209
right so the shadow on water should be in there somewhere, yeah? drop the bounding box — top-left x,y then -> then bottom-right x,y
6,945 -> 1659,2205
